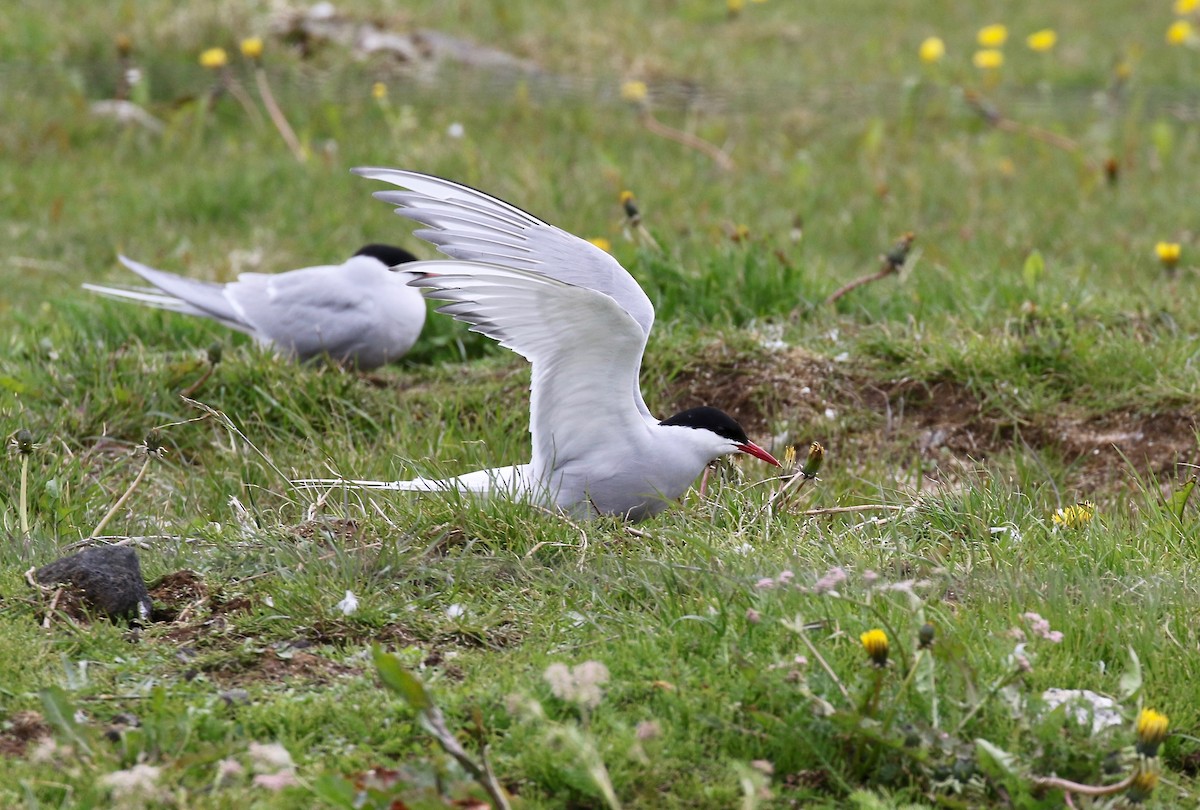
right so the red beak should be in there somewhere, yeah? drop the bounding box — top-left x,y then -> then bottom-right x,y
737,441 -> 782,467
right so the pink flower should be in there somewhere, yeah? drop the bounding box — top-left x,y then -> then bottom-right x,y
755,577 -> 776,590
745,608 -> 762,624
254,771 -> 299,790
813,566 -> 848,594
1022,612 -> 1063,643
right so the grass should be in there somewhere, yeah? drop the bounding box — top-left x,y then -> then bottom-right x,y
2,0 -> 1200,807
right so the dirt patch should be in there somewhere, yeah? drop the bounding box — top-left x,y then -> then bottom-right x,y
35,585 -> 91,625
149,569 -> 208,622
662,345 -> 837,435
0,711 -> 51,758
664,345 -> 1199,492
209,648 -> 357,688
147,570 -> 252,642
291,517 -> 363,544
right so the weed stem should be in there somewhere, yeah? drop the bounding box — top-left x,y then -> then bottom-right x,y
89,457 -> 151,540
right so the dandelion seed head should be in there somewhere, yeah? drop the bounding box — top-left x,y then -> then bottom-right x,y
101,764 -> 161,801
248,742 -> 295,774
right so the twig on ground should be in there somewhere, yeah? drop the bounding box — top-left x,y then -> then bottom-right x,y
1029,772 -> 1134,798
638,109 -> 734,171
61,534 -> 183,553
178,363 -> 215,399
800,504 -> 905,516
825,232 -> 915,305
526,505 -> 589,564
42,587 -> 63,629
253,67 -> 307,162
963,90 -> 1096,170
787,620 -> 851,701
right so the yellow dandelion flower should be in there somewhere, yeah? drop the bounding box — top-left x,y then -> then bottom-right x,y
782,445 -> 797,468
240,36 -> 264,60
1026,29 -> 1057,52
1175,0 -> 1198,14
860,629 -> 889,667
918,37 -> 945,64
619,190 -> 636,205
1136,709 -> 1170,757
1051,502 -> 1095,529
1167,19 -> 1194,45
800,442 -> 824,479
372,81 -> 388,101
727,0 -> 745,13
199,47 -> 228,70
1127,764 -> 1160,803
1156,242 -> 1182,270
973,49 -> 1005,69
620,80 -> 648,103
588,237 -> 612,253
977,24 -> 1008,48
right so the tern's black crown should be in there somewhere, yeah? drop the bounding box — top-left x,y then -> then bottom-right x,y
354,243 -> 419,268
660,406 -> 749,444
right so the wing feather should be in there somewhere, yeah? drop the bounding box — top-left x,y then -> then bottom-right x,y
409,260 -> 649,479
355,168 -> 657,422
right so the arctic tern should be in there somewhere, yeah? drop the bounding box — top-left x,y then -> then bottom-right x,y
300,169 -> 781,520
84,244 -> 425,369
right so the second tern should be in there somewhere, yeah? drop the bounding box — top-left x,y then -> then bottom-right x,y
84,244 -> 425,369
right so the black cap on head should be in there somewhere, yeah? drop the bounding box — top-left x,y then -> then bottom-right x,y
354,243 -> 418,268
660,406 -> 749,444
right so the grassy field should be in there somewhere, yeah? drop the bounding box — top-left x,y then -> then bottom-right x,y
2,1 -> 1199,807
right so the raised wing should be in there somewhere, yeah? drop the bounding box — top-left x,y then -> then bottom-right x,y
354,167 -> 657,420
411,260 -> 650,482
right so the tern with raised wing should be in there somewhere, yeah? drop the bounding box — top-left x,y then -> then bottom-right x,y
301,169 -> 780,520
84,244 -> 426,370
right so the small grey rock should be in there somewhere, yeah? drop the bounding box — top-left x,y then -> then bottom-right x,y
35,546 -> 152,622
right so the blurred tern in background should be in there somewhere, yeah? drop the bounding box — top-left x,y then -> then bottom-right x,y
298,170 -> 780,520
84,244 -> 425,369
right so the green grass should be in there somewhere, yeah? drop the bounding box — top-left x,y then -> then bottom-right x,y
2,1 -> 1200,807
